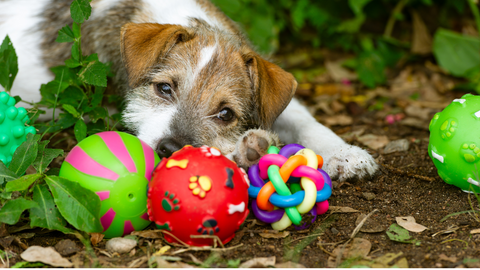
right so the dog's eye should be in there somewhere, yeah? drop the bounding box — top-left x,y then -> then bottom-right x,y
155,83 -> 173,97
218,108 -> 234,121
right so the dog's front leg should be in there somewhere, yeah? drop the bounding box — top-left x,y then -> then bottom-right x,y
272,98 -> 378,181
228,129 -> 280,170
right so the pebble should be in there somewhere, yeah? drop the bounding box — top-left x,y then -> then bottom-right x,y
383,139 -> 410,154
105,238 -> 137,254
54,239 -> 80,256
362,192 -> 376,201
331,227 -> 340,235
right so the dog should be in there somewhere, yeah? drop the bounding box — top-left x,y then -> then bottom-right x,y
0,0 -> 378,181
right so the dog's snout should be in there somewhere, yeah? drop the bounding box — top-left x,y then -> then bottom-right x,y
157,138 -> 183,158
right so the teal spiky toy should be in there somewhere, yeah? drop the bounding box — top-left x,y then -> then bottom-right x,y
0,92 -> 36,167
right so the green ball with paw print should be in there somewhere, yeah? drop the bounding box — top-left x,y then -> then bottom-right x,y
428,94 -> 480,193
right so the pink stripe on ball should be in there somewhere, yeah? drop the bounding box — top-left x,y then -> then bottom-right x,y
123,220 -> 135,236
96,191 -> 110,201
140,212 -> 149,221
100,208 -> 116,230
66,146 -> 119,181
97,131 -> 137,173
141,140 -> 155,181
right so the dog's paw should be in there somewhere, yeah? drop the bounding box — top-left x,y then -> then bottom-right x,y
232,129 -> 280,169
322,144 -> 378,182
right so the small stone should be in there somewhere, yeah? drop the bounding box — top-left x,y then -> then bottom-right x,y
331,181 -> 339,189
331,227 -> 340,235
54,239 -> 80,256
362,192 -> 376,201
105,238 -> 137,254
383,139 -> 410,154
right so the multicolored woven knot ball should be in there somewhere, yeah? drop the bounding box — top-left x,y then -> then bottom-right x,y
248,144 -> 332,231
148,145 -> 250,247
59,131 -> 160,238
0,91 -> 36,167
429,94 -> 480,193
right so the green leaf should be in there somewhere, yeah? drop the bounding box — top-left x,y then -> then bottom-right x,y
74,119 -> 87,143
65,58 -> 81,68
78,60 -> 107,87
386,224 -> 421,245
30,184 -> 71,233
88,107 -> 108,123
72,22 -> 81,38
0,35 -> 19,92
5,173 -> 42,192
45,175 -> 103,233
9,133 -> 40,176
0,161 -> 17,184
433,28 -> 480,77
0,197 -> 38,225
70,0 -> 92,24
62,104 -> 80,118
348,0 -> 373,15
356,50 -> 386,88
55,26 -> 75,43
11,262 -> 47,268
33,141 -> 63,174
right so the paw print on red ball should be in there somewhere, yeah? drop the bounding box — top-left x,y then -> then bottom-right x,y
197,218 -> 220,235
200,145 -> 222,158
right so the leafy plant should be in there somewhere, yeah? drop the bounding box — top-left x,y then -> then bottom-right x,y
0,0 -> 108,236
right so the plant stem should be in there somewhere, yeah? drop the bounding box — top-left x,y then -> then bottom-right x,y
384,0 -> 409,38
51,69 -> 65,122
467,0 -> 480,35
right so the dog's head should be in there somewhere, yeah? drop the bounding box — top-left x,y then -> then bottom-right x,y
120,20 -> 296,158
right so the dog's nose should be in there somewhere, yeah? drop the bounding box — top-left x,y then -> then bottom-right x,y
157,138 -> 182,158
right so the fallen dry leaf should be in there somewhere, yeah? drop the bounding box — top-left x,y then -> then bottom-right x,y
438,254 -> 457,263
357,134 -> 389,150
411,10 -> 432,55
383,139 -> 410,154
396,216 -> 428,233
156,257 -> 195,268
275,261 -> 306,268
322,115 -> 353,126
329,206 -> 359,213
90,233 -> 104,246
21,246 -> 73,267
470,228 -> 480,234
239,256 -> 276,268
325,60 -> 358,82
132,230 -> 163,239
259,231 -> 290,239
400,117 -> 429,130
327,238 -> 372,267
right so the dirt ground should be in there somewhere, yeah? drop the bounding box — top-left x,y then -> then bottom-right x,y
2,51 -> 480,268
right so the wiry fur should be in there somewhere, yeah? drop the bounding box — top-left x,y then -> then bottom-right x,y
0,0 -> 378,181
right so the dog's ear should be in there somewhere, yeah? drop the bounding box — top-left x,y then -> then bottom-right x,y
121,23 -> 193,87
244,53 -> 297,129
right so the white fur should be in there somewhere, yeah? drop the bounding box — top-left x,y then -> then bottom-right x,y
0,0 -> 53,106
138,0 -> 224,29
273,98 -> 378,181
196,45 -> 217,76
123,100 -> 177,149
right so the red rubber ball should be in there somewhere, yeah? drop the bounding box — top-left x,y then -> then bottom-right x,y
147,145 -> 250,246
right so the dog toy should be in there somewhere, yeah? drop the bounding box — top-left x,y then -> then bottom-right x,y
429,94 -> 480,193
0,92 -> 36,167
59,131 -> 160,238
248,144 -> 332,231
147,145 -> 250,247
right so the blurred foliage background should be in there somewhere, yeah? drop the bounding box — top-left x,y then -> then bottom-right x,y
211,0 -> 480,91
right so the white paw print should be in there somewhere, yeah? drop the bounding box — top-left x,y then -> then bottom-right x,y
200,145 -> 222,158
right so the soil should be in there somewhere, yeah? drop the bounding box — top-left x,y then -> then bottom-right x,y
2,55 -> 480,268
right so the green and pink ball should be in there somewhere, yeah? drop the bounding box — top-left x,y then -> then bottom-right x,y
59,131 -> 160,238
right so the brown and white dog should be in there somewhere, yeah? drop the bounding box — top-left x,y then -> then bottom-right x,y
0,0 -> 378,181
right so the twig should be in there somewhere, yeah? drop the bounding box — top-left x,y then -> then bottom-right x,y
441,238 -> 468,248
190,235 -> 225,248
317,240 -> 345,246
319,245 -> 334,256
336,209 -> 378,267
382,164 -> 435,182
172,243 -> 243,255
127,256 -> 148,268
285,233 -> 326,245
351,209 -> 379,239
